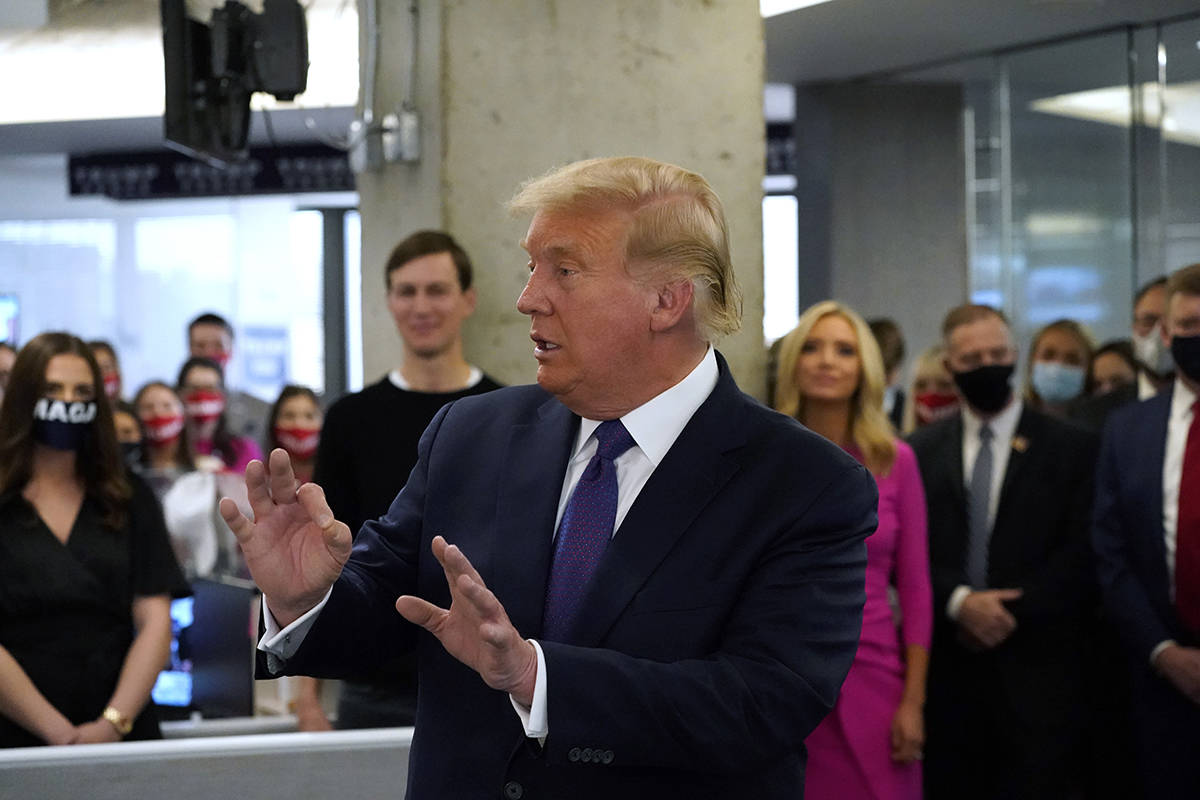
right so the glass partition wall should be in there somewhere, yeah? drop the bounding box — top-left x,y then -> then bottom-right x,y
882,15 -> 1200,347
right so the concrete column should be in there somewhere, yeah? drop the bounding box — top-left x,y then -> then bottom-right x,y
357,0 -> 766,396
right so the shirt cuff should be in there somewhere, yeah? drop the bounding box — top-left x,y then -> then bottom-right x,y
947,585 -> 972,621
258,589 -> 333,674
509,639 -> 548,739
1150,639 -> 1178,668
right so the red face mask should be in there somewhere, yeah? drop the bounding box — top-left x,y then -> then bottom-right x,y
184,389 -> 225,425
274,426 -> 320,460
211,351 -> 231,370
103,372 -> 121,399
914,392 -> 959,426
143,413 -> 185,445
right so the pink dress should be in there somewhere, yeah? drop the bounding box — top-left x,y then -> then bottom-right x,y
805,440 -> 932,800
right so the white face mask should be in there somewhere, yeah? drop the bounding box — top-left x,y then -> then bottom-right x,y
1131,326 -> 1174,375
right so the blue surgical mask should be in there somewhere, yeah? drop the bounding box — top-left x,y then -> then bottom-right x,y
1030,361 -> 1085,405
32,398 -> 97,451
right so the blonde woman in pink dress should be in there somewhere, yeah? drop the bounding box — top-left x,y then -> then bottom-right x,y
774,301 -> 933,800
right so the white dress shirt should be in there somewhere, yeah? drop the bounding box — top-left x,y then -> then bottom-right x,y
515,346 -> 719,738
947,397 -> 1024,619
1150,378 -> 1198,665
261,347 -> 720,737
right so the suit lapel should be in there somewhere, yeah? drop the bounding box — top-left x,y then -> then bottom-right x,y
1142,389 -> 1173,592
487,396 -> 578,640
567,360 -> 746,648
939,414 -> 966,511
994,408 -> 1036,528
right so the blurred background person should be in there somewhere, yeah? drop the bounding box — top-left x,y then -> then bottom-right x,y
0,332 -> 188,748
314,229 -> 501,731
87,339 -> 124,404
176,356 -> 262,475
870,317 -> 908,430
1131,277 -> 1173,397
134,380 -> 217,579
902,345 -> 958,434
266,385 -> 322,485
0,341 -> 17,408
1089,340 -> 1139,397
776,301 -> 932,800
1070,281 -> 1171,431
1023,318 -> 1093,419
186,313 -> 270,448
133,381 -> 198,498
111,400 -> 141,466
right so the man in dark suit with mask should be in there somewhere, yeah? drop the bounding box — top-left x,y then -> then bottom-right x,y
1093,262 -> 1200,797
908,304 -> 1097,800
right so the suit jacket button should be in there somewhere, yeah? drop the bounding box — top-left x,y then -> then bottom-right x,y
503,780 -> 524,799
600,750 -> 614,764
568,747 -> 581,762
581,747 -> 593,763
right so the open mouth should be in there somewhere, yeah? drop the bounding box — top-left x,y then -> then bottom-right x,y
532,336 -> 561,353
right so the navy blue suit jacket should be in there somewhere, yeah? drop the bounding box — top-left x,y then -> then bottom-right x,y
276,354 -> 876,799
1093,386 -> 1200,792
1093,388 -> 1187,658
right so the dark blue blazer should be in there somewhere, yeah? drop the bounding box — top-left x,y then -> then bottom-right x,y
1093,388 -> 1184,659
1093,386 -> 1200,793
277,354 -> 876,799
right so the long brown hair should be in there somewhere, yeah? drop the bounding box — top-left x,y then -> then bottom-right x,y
0,332 -> 132,529
133,380 -> 196,470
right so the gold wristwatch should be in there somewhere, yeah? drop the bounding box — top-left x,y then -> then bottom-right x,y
102,705 -> 133,736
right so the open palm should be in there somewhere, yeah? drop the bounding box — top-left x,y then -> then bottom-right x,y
220,448 -> 353,626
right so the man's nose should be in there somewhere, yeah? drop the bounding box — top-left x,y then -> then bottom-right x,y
516,271 -> 547,316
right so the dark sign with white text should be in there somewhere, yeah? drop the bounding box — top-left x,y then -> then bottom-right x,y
69,144 -> 354,200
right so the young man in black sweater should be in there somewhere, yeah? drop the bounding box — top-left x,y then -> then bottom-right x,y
295,230 -> 501,731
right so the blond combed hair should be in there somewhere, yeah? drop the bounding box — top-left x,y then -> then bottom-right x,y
508,156 -> 743,341
773,301 -> 897,476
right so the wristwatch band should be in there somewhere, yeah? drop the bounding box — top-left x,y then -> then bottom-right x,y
102,705 -> 133,736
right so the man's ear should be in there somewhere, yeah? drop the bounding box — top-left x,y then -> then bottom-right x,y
463,286 -> 478,316
649,279 -> 695,332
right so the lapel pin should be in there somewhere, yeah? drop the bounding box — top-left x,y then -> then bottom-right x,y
1011,435 -> 1029,453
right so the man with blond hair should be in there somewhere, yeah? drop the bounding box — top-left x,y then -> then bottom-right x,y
223,157 -> 876,798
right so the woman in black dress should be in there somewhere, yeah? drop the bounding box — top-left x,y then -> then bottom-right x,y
0,332 -> 188,747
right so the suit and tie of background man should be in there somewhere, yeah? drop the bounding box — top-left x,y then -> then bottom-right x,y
1093,262 -> 1200,797
219,157 -> 878,799
908,304 -> 1097,800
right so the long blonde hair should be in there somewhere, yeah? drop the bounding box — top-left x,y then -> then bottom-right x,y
773,301 -> 897,476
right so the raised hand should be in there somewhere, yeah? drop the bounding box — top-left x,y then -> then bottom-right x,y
395,536 -> 538,706
219,448 -> 353,627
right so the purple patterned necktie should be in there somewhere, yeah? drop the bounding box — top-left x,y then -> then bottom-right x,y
543,419 -> 636,641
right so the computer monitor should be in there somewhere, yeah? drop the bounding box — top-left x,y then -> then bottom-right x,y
153,576 -> 259,720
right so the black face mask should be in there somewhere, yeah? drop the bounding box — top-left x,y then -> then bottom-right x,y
1171,335 -> 1200,383
32,398 -> 97,452
952,363 -> 1014,415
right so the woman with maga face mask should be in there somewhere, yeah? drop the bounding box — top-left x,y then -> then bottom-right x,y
175,356 -> 263,474
0,333 -> 188,747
